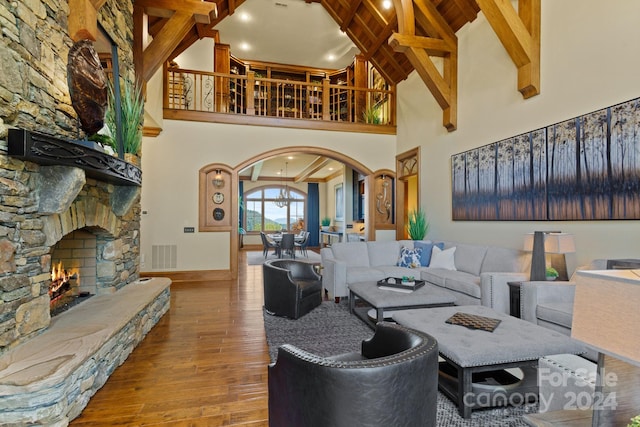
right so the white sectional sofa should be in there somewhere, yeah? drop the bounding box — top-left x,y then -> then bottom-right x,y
320,239 -> 529,314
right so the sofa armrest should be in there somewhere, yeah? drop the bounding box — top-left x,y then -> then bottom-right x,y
480,272 -> 528,314
520,281 -> 576,324
321,258 -> 349,299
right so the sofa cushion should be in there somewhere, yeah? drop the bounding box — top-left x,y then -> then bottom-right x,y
367,241 -> 402,267
481,246 -> 527,273
414,241 -> 443,266
397,246 -> 422,268
420,269 -> 447,287
347,267 -> 387,284
444,272 -> 482,298
450,243 -> 488,275
332,242 -> 370,267
537,302 -> 574,329
429,246 -> 457,270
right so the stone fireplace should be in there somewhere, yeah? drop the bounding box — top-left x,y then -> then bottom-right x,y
0,0 -> 172,424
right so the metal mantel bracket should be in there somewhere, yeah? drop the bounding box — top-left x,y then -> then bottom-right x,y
7,128 -> 141,186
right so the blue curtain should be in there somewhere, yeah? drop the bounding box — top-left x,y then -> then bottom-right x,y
238,180 -> 244,230
307,183 -> 320,247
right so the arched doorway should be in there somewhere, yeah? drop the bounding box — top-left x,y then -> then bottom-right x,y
230,147 -> 382,275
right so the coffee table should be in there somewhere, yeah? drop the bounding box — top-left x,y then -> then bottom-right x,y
348,281 -> 456,329
393,305 -> 587,418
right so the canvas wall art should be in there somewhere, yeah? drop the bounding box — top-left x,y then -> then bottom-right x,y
452,97 -> 640,220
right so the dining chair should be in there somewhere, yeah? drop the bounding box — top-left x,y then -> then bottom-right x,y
261,232 -> 279,259
279,233 -> 295,259
295,231 -> 310,257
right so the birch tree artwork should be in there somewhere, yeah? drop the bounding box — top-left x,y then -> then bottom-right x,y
452,97 -> 640,221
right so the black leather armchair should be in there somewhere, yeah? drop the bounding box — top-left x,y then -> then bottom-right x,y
268,322 -> 439,427
263,259 -> 322,319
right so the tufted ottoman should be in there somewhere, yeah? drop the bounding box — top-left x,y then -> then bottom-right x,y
393,305 -> 587,418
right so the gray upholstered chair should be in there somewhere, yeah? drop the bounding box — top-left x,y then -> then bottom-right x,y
268,321 -> 439,427
263,259 -> 322,319
278,233 -> 295,259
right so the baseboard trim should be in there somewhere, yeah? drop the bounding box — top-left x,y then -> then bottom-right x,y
141,269 -> 233,282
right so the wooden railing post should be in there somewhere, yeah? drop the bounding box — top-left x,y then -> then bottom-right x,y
246,71 -> 255,115
322,78 -> 330,121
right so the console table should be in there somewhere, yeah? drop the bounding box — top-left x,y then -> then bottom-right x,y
320,230 -> 343,247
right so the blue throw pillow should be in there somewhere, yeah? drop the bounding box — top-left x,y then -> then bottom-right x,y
397,246 -> 422,268
414,241 -> 444,266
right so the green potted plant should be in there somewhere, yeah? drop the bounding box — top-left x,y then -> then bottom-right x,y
545,266 -> 559,280
321,217 -> 331,231
105,77 -> 144,163
407,209 -> 429,240
628,415 -> 640,427
362,105 -> 381,124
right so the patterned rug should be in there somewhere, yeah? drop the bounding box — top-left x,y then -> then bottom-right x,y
264,301 -> 539,426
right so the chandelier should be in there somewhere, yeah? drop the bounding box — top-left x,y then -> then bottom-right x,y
274,162 -> 290,208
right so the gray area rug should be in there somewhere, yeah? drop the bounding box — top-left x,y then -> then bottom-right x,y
246,250 -> 321,265
264,301 -> 539,426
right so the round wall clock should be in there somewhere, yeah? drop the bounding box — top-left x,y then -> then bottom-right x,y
212,192 -> 224,204
213,208 -> 225,221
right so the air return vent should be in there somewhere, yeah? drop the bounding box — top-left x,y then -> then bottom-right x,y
151,245 -> 177,269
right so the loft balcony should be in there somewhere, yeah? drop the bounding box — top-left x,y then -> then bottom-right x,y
163,67 -> 396,135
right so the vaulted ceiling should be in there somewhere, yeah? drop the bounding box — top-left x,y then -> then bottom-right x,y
134,0 -> 540,132
69,1 -> 539,133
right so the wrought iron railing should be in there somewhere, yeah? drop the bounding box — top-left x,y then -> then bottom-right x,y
165,67 -> 395,126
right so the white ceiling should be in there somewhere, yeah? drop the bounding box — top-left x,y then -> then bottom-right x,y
215,0 -> 359,70
238,154 -> 344,182
218,0 -> 352,181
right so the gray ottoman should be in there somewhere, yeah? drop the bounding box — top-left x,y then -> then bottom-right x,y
349,281 -> 456,328
393,305 -> 587,418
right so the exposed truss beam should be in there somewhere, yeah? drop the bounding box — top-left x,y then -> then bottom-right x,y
136,0 -> 217,82
340,0 -> 363,31
250,161 -> 263,182
476,0 -> 540,98
294,157 -> 331,183
68,0 -> 107,41
390,0 -> 458,131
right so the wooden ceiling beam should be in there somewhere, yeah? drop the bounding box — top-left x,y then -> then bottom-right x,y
137,0 -> 217,23
451,0 -> 478,22
340,0 -> 363,31
142,11 -> 196,82
68,0 -> 99,41
388,33 -> 452,56
390,0 -> 458,131
295,157 -> 331,183
363,15 -> 397,61
476,0 -> 540,98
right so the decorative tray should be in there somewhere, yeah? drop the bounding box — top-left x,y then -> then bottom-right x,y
377,277 -> 425,291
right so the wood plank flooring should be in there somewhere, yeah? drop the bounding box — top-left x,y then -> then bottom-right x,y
71,252 -> 270,426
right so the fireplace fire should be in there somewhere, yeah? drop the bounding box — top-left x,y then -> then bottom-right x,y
49,261 -> 91,317
49,261 -> 77,302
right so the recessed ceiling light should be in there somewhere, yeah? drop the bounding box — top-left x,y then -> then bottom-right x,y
287,156 -> 294,160
327,54 -> 336,61
239,12 -> 250,22
382,0 -> 392,9
240,42 -> 250,51
328,167 -> 334,171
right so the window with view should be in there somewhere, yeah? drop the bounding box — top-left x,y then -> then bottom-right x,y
244,186 -> 306,232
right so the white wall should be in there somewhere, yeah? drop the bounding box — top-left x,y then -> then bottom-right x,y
140,119 -> 394,271
396,0 -> 640,268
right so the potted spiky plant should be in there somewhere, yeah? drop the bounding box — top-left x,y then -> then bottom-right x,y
106,77 -> 144,164
407,209 -> 429,240
321,217 -> 331,231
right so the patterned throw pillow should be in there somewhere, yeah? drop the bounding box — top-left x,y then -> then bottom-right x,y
397,246 -> 423,268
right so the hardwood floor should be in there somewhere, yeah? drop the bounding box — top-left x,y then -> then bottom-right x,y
71,252 -> 270,426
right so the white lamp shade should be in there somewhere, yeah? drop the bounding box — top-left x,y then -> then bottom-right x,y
572,269 -> 640,367
523,232 -> 575,254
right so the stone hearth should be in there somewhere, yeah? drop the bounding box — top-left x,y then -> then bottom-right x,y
0,278 -> 170,425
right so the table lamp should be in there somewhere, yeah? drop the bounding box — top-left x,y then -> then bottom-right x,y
572,269 -> 640,426
523,231 -> 575,281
